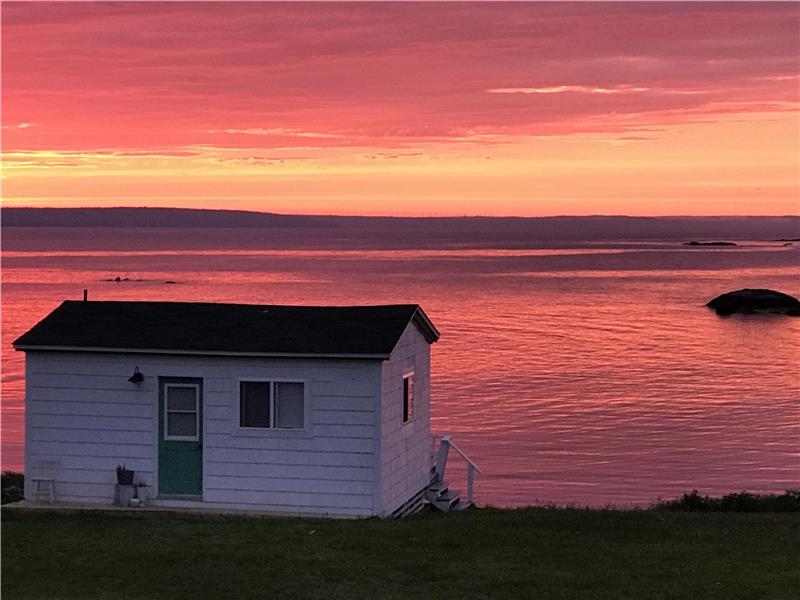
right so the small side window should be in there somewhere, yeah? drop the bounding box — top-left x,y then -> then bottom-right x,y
403,373 -> 414,423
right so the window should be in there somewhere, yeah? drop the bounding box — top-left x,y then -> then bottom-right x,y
240,381 -> 304,429
164,384 -> 200,440
403,373 -> 414,423
240,381 -> 269,428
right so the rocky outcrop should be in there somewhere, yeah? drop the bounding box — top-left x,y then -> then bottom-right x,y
707,289 -> 800,316
684,241 -> 737,246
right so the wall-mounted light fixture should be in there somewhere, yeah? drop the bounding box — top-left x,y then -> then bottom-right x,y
128,367 -> 144,386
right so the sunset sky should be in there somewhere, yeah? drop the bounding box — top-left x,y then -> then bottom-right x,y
2,1 -> 798,216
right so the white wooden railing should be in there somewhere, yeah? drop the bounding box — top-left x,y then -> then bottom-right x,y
431,434 -> 482,505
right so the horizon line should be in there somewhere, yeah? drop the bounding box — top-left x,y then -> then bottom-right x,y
3,206 -> 799,221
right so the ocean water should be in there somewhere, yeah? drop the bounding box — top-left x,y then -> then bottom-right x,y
2,226 -> 798,507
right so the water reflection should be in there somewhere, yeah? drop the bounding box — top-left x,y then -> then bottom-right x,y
2,232 -> 798,506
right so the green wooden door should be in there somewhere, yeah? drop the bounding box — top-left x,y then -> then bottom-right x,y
158,378 -> 203,496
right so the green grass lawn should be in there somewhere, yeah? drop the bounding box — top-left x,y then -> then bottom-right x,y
2,507 -> 798,600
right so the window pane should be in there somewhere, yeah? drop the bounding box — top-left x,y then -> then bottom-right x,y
403,376 -> 414,422
167,386 -> 197,411
167,412 -> 197,437
240,381 -> 269,428
275,382 -> 304,429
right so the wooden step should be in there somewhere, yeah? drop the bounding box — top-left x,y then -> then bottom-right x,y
427,480 -> 448,494
425,480 -> 463,513
432,495 -> 460,512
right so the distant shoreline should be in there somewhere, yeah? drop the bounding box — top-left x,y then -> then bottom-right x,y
2,208 -> 799,242
3,206 -> 799,224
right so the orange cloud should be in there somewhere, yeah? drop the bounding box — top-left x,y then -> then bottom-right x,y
1,2 -> 797,215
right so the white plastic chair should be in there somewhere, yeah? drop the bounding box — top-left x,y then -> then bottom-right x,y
30,459 -> 59,503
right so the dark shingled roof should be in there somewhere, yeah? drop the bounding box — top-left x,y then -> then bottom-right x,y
13,301 -> 439,358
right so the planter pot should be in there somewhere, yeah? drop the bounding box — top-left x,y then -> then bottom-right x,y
116,469 -> 134,485
136,486 -> 149,502
113,484 -> 136,507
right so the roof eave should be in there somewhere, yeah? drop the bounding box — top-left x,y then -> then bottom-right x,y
12,344 -> 391,360
411,306 -> 441,343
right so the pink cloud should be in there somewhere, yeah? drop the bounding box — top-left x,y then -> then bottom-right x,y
487,85 -> 653,95
2,2 -> 797,153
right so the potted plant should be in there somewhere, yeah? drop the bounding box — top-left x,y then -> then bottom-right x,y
116,464 -> 134,486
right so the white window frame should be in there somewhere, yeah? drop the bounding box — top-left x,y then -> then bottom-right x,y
236,378 -> 309,433
163,383 -> 201,442
402,371 -> 415,425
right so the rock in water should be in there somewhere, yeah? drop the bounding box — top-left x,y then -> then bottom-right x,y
707,288 -> 800,316
684,241 -> 738,246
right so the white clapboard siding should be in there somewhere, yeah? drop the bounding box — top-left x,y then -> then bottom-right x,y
153,498 -> 371,517
43,482 -> 118,502
311,424 -> 374,438
49,456 -> 153,473
204,392 -> 230,405
30,440 -> 155,460
37,467 -> 139,486
313,395 -> 375,412
27,387 -> 148,403
202,488 -> 374,511
26,374 -> 135,391
205,461 -> 373,481
30,415 -> 153,432
24,351 -> 383,515
378,322 -> 432,515
28,401 -> 152,418
27,351 -> 372,376
204,475 -> 375,495
202,433 -> 374,454
207,447 -> 374,468
313,409 -> 374,426
204,405 -> 231,421
29,428 -> 153,445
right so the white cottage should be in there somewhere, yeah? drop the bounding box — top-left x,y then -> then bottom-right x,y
13,300 -> 467,517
